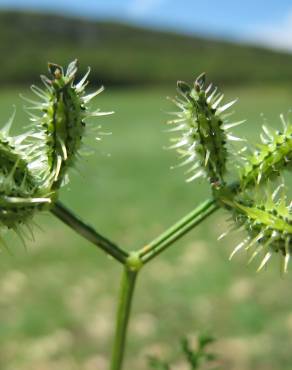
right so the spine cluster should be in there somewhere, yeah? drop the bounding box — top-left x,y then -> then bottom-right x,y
239,118 -> 292,190
168,73 -> 243,186
169,74 -> 292,272
27,60 -> 109,190
224,188 -> 292,272
0,60 -> 107,242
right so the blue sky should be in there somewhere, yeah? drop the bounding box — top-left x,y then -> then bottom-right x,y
1,0 -> 292,50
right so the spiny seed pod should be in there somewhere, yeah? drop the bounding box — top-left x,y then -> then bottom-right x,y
167,73 -> 244,186
222,186 -> 292,273
239,115 -> 292,190
0,139 -> 35,195
0,111 -> 47,192
0,124 -> 52,237
25,59 -> 112,190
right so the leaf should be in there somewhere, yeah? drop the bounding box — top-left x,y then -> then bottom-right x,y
148,356 -> 171,370
198,333 -> 215,350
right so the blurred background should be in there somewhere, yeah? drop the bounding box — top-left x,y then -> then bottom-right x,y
0,1 -> 292,369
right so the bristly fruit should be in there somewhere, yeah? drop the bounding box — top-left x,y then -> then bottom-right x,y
0,119 -> 52,241
222,185 -> 292,273
0,59 -> 113,245
167,73 -> 245,187
239,115 -> 292,190
25,59 -> 112,191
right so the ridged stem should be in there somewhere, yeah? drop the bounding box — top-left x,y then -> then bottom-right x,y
110,264 -> 138,370
139,199 -> 219,264
51,201 -> 128,264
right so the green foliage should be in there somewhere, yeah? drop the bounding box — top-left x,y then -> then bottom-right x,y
148,357 -> 171,370
181,335 -> 217,369
149,334 -> 218,370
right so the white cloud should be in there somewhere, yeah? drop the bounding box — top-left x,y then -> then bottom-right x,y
249,10 -> 292,51
127,0 -> 165,17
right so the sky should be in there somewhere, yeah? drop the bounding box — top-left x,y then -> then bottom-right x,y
1,0 -> 292,51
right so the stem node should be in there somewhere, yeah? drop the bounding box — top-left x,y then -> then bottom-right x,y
126,251 -> 143,272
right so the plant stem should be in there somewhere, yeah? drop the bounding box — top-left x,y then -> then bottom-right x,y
51,201 -> 128,264
110,266 -> 138,370
140,199 -> 219,264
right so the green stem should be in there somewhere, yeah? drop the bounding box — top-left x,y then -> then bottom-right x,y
140,199 -> 219,264
51,201 -> 128,264
110,266 -> 138,370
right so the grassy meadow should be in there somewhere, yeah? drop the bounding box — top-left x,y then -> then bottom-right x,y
0,85 -> 292,370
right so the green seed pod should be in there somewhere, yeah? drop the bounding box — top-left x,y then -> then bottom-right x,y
0,123 -> 52,235
26,59 -> 111,190
168,73 -> 244,186
240,116 -> 292,190
223,186 -> 292,273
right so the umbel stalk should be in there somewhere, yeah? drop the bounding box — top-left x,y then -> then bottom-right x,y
51,199 -> 220,370
51,201 -> 128,264
110,266 -> 138,370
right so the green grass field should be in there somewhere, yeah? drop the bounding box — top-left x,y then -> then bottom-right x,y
0,85 -> 292,370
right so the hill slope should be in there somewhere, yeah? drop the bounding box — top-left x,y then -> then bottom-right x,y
1,11 -> 292,86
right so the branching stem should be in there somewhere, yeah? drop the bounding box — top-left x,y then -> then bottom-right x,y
52,199 -> 220,370
139,199 -> 219,264
51,201 -> 128,264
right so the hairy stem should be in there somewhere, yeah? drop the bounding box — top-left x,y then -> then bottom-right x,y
140,199 -> 219,264
51,201 -> 128,264
110,266 -> 138,370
